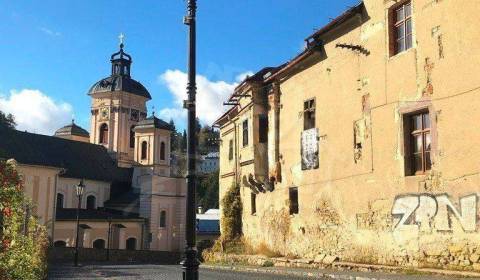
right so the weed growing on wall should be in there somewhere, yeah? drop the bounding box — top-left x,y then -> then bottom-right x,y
0,160 -> 48,280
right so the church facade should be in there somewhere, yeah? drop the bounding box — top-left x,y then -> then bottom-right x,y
0,42 -> 186,252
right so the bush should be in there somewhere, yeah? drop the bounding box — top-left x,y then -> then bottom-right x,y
220,183 -> 242,241
0,160 -> 48,280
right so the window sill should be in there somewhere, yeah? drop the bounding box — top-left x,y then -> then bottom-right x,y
388,47 -> 415,60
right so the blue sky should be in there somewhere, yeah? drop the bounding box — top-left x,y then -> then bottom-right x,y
0,0 -> 358,134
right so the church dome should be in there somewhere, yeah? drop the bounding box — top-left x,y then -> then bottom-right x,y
54,121 -> 90,138
87,40 -> 152,100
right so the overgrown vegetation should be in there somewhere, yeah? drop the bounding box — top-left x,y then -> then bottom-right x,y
220,183 -> 242,241
0,160 -> 48,280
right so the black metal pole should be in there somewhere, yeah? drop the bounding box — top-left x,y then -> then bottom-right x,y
106,218 -> 112,261
181,0 -> 199,279
74,195 -> 82,266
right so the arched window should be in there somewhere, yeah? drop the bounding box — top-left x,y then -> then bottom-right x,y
54,240 -> 66,247
99,123 -> 108,144
86,195 -> 96,210
126,237 -> 137,250
159,210 -> 167,228
93,239 -> 105,249
141,141 -> 148,160
160,142 -> 166,160
130,126 -> 135,148
56,193 -> 64,209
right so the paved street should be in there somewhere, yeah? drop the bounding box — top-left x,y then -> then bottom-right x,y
48,263 -> 478,280
48,264 -> 314,280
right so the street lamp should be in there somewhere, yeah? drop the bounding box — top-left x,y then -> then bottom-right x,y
181,0 -> 200,279
74,179 -> 85,267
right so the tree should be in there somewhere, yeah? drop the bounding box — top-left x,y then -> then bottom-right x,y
197,171 -> 219,210
169,119 -> 179,152
0,111 -> 16,129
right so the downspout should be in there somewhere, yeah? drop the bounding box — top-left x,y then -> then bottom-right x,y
51,168 -> 66,245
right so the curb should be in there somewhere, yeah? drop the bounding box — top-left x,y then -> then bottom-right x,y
202,263 -> 480,279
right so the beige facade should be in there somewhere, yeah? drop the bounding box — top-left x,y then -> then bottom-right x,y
216,0 -> 480,270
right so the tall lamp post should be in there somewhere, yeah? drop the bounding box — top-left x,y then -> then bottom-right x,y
181,0 -> 200,279
74,179 -> 85,267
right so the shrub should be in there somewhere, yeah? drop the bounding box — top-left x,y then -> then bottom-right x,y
0,160 -> 48,280
220,183 -> 242,241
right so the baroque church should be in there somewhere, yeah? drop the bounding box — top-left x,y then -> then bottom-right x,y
0,40 -> 186,252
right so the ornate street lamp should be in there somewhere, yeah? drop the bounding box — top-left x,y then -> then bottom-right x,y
181,0 -> 200,279
74,179 -> 85,267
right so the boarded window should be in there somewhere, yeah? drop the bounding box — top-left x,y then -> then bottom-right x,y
99,123 -> 108,144
289,187 -> 299,215
304,99 -> 315,130
141,141 -> 148,160
404,111 -> 431,175
242,120 -> 249,147
251,193 -> 256,215
228,139 -> 233,160
258,114 -> 268,143
391,2 -> 412,55
301,128 -> 319,170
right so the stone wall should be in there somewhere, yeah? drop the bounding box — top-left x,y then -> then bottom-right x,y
48,247 -> 181,265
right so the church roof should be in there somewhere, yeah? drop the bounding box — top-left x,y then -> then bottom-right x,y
87,42 -> 152,100
88,75 -> 151,100
134,115 -> 173,131
54,121 -> 90,138
0,126 -> 132,183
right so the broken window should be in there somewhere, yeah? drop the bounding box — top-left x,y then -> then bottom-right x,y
242,119 -> 249,147
258,114 -> 268,143
228,139 -> 233,161
303,99 -> 315,130
391,1 -> 413,55
251,192 -> 256,215
289,187 -> 299,215
404,111 -> 431,175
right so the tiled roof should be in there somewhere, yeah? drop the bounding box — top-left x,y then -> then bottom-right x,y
134,115 -> 173,131
56,208 -> 144,221
104,190 -> 139,206
88,75 -> 152,100
0,126 -> 132,183
54,122 -> 90,138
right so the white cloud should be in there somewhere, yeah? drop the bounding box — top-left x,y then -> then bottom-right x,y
39,27 -> 61,37
159,69 -> 252,126
0,89 -> 73,135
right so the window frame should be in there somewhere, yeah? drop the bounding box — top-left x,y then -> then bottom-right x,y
160,141 -> 166,160
303,98 -> 316,130
99,123 -> 109,144
404,110 -> 432,176
129,125 -> 135,148
242,119 -> 249,147
391,1 -> 413,55
159,210 -> 167,228
56,193 -> 64,209
141,141 -> 148,160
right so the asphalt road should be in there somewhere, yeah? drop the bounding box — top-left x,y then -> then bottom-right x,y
48,264 -> 315,280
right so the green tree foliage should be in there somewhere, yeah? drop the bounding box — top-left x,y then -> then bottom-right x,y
220,183 -> 242,241
0,111 -> 16,129
197,171 -> 219,210
0,160 -> 48,280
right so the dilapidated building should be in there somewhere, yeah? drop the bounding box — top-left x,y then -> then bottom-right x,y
214,0 -> 480,270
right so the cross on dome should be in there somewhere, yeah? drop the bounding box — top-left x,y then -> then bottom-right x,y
119,33 -> 125,48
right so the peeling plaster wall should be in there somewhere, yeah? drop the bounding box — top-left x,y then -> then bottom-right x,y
218,0 -> 480,271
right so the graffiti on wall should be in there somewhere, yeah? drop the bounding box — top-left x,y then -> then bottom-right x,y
392,193 -> 477,232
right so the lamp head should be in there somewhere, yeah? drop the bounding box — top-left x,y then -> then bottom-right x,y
76,179 -> 86,197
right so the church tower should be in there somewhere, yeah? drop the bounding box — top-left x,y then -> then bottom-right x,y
88,35 -> 151,167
